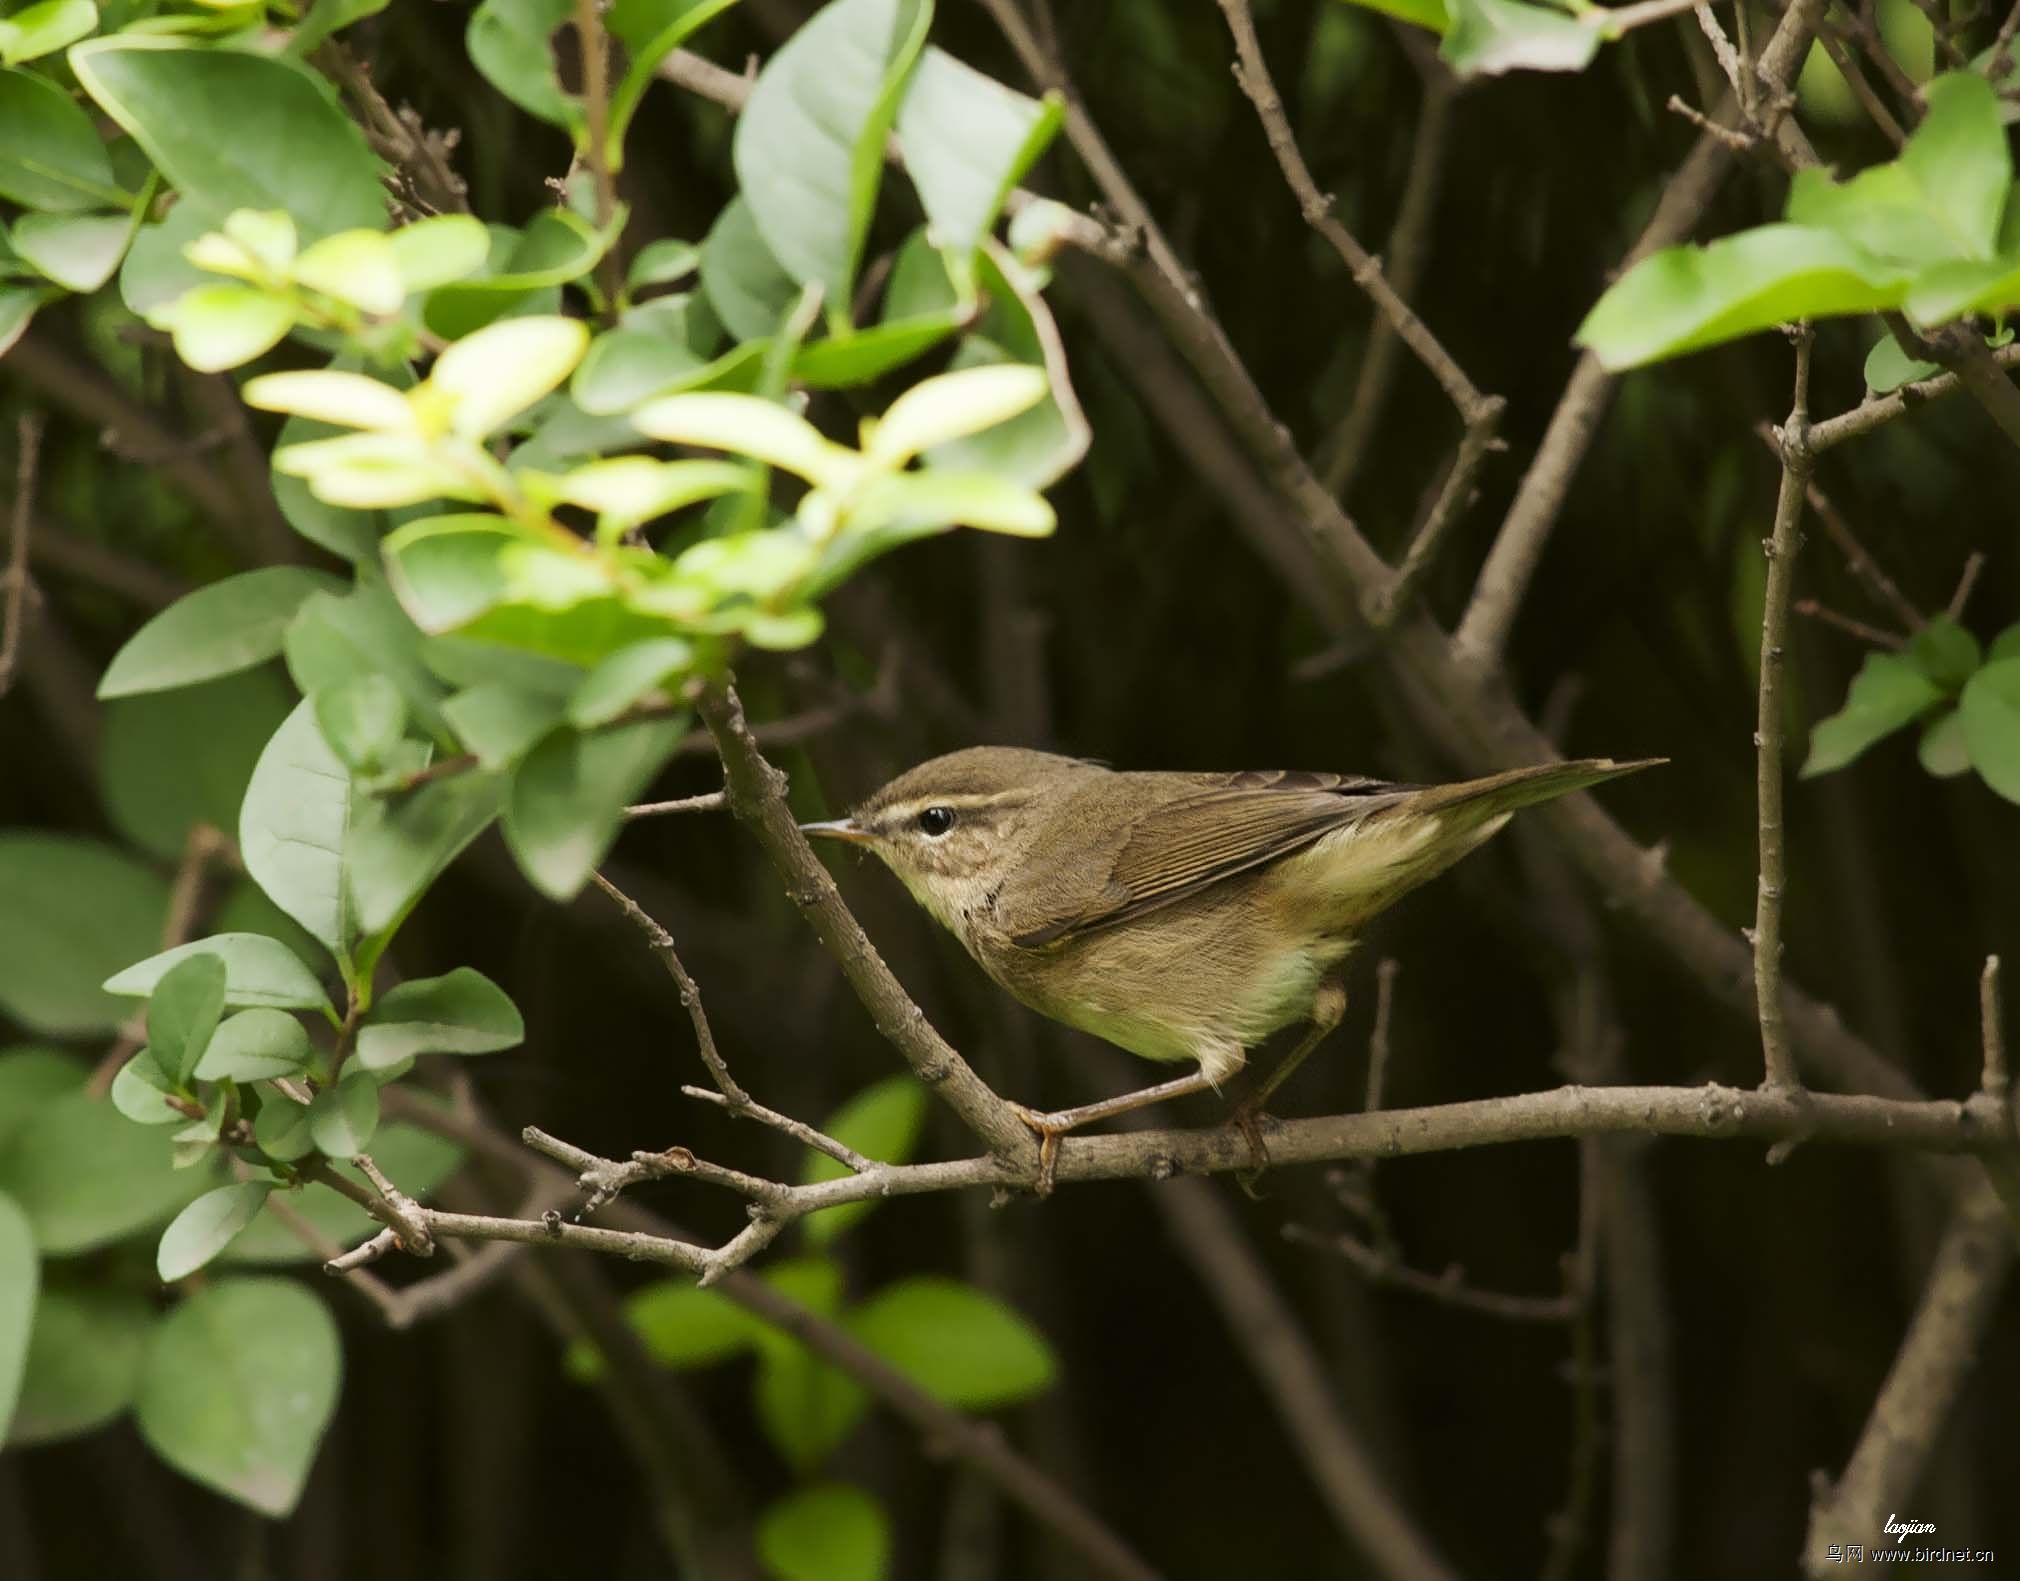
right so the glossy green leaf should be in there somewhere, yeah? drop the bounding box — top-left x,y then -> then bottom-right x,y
0,1193 -> 36,1438
0,1090 -> 215,1254
134,1278 -> 340,1516
285,583 -> 446,734
6,1287 -> 153,1448
195,1009 -> 313,1082
239,699 -> 355,959
732,0 -> 934,305
1439,0 -> 1597,77
9,209 -> 131,292
105,935 -> 333,1015
1960,657 -> 2020,803
145,954 -> 227,1089
110,1052 -> 182,1125
157,1182 -> 273,1282
699,195 -> 799,343
896,46 -> 1060,255
253,1096 -> 315,1163
0,67 -> 117,211
387,213 -> 490,291
0,836 -> 169,1035
504,717 -> 684,898
0,0 -> 99,66
1801,651 -> 1945,777
1576,225 -> 1912,371
70,39 -> 385,235
353,968 -> 523,1070
431,314 -> 590,439
345,768 -> 504,949
847,1276 -> 1056,1408
423,206 -> 617,338
567,639 -> 694,728
383,515 -> 518,634
102,668 -> 295,861
98,568 -> 338,698
801,1075 -> 926,1245
308,1073 -> 379,1159
757,1484 -> 891,1581
626,237 -> 699,291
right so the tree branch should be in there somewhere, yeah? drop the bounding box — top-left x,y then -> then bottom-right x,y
0,413 -> 43,699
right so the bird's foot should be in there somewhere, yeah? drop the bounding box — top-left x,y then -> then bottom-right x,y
1008,1102 -> 1068,1197
1228,1102 -> 1274,1198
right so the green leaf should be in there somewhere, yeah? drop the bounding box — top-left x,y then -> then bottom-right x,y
429,314 -> 591,439
467,0 -> 577,130
387,213 -> 490,291
0,836 -> 172,1035
0,67 -> 117,212
626,237 -> 700,291
567,639 -> 695,728
308,1072 -> 380,1159
289,0 -> 389,56
605,0 -> 743,161
226,1121 -> 461,1261
382,515 -> 518,633
134,1277 -> 340,1516
1960,657 -> 2020,803
757,1484 -> 891,1581
1576,225 -> 1912,371
1863,332 -> 1940,394
423,207 -> 617,338
631,392 -> 858,484
443,683 -> 567,767
801,1075 -> 927,1245
70,39 -> 386,235
195,1009 -> 313,1081
105,935 -> 333,1015
0,1049 -> 87,1151
1439,0 -> 1598,78
733,0 -> 935,306
865,363 -> 1049,465
0,1090 -> 215,1254
6,1286 -> 153,1448
0,1192 -> 36,1439
896,47 -> 1060,256
1334,0 -> 1447,31
293,228 -> 402,314
604,1279 -> 758,1376
540,458 -> 750,535
0,0 -> 99,67
570,324 -> 705,414
700,195 -> 800,343
345,768 -> 506,952
146,954 -> 228,1089
98,568 -> 340,698
504,717 -> 684,898
1801,652 -> 1945,777
1918,708 -> 1971,777
102,668 -> 295,862
794,310 -> 966,389
755,1344 -> 869,1471
0,283 -> 53,357
846,1276 -> 1056,1408
313,675 -> 408,773
10,209 -> 132,292
110,1052 -> 184,1126
253,1095 -> 316,1163
154,282 -> 297,372
157,1183 -> 273,1282
353,968 -> 523,1070
1906,615 -> 1981,691
239,699 -> 356,960
1785,73 -> 2007,269
285,582 -> 447,733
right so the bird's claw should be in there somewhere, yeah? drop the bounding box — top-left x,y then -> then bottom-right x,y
1229,1103 -> 1273,1199
1009,1102 -> 1065,1197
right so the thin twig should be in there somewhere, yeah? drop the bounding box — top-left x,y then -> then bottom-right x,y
1982,957 -> 2008,1107
1809,340 -> 2020,451
1364,957 -> 1400,1115
0,413 -> 45,699
573,0 -> 622,314
1816,24 -> 1909,145
1945,552 -> 1986,622
1540,1138 -> 1604,1581
1284,1223 -> 1577,1322
1753,333 -> 1815,1094
1755,423 -> 1923,628
1369,409 -> 1506,628
1792,599 -> 1907,649
624,790 -> 728,818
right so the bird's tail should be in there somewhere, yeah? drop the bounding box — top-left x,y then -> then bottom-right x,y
1399,757 -> 1665,825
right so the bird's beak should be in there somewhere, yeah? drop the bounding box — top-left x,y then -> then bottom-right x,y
799,818 -> 872,847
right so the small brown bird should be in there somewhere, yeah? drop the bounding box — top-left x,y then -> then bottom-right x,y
804,747 -> 1659,1184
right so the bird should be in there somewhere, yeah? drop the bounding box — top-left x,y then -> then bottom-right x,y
802,746 -> 1660,1188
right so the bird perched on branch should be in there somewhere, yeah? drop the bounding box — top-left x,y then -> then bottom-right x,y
804,747 -> 1661,1190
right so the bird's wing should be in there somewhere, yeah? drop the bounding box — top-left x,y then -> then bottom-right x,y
995,770 -> 1416,949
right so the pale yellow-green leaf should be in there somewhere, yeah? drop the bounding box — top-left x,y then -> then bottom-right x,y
429,315 -> 591,439
863,363 -> 1049,466
158,284 -> 295,373
273,432 -> 483,510
292,229 -> 404,316
542,457 -> 751,528
183,231 -> 267,283
243,369 -> 418,434
221,209 -> 297,275
632,393 -> 859,486
387,214 -> 490,292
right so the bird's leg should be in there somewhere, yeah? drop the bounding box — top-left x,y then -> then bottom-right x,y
1230,978 -> 1348,1191
1010,1070 -> 1224,1196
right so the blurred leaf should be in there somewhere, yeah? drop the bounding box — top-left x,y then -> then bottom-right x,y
423,207 -> 617,338
626,237 -> 699,291
1332,0 -> 1446,32
290,0 -> 389,56
239,700 -> 356,961
443,683 -> 566,767
0,1192 -> 35,1438
157,1182 -> 273,1282
504,717 -> 685,898
633,392 -> 857,484
195,1009 -> 313,1082
567,639 -> 694,728
293,228 -> 402,314
0,1049 -> 87,1151
97,569 -> 339,698
895,47 -> 1060,256
6,1286 -> 153,1448
1863,332 -> 1940,394
732,0 -> 934,305
0,284 -> 52,356
345,768 -> 505,963
757,1484 -> 891,1581
1905,615 -> 1981,690
1801,652 -> 1943,777
571,1278 -> 760,1380
700,195 -> 800,343
314,675 -> 408,772
0,1090 -> 215,1254
467,0 -> 577,130
70,40 -> 385,234
1439,0 -> 1597,78
605,0 -> 742,162
571,324 -> 705,414
0,0 -> 99,66
0,67 -> 117,211
846,1276 -> 1056,1408
1577,226 -> 1911,371
287,582 -> 449,738
353,968 -> 523,1070
10,209 -> 132,292
431,314 -> 591,439
307,1073 -> 379,1159
134,1278 -> 340,1517
801,1075 -> 926,1245
755,1343 -> 868,1471
1918,708 -> 1971,777
145,954 -> 227,1089
105,935 -> 333,1015
865,363 -> 1049,466
1960,657 -> 2020,802
152,283 -> 296,372
0,836 -> 169,1036
387,214 -> 490,291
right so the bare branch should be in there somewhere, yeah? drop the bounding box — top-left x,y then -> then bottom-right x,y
0,413 -> 45,699
1754,422 -> 1924,628
1285,1220 -> 1577,1322
1982,957 -> 2009,1109
624,791 -> 728,818
1809,340 -> 2020,451
1793,599 -> 1907,649
1945,551 -> 1986,622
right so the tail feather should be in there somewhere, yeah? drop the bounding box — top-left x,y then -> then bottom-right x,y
1401,757 -> 1665,822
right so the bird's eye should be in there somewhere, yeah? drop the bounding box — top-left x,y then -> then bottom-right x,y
915,806 -> 956,837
